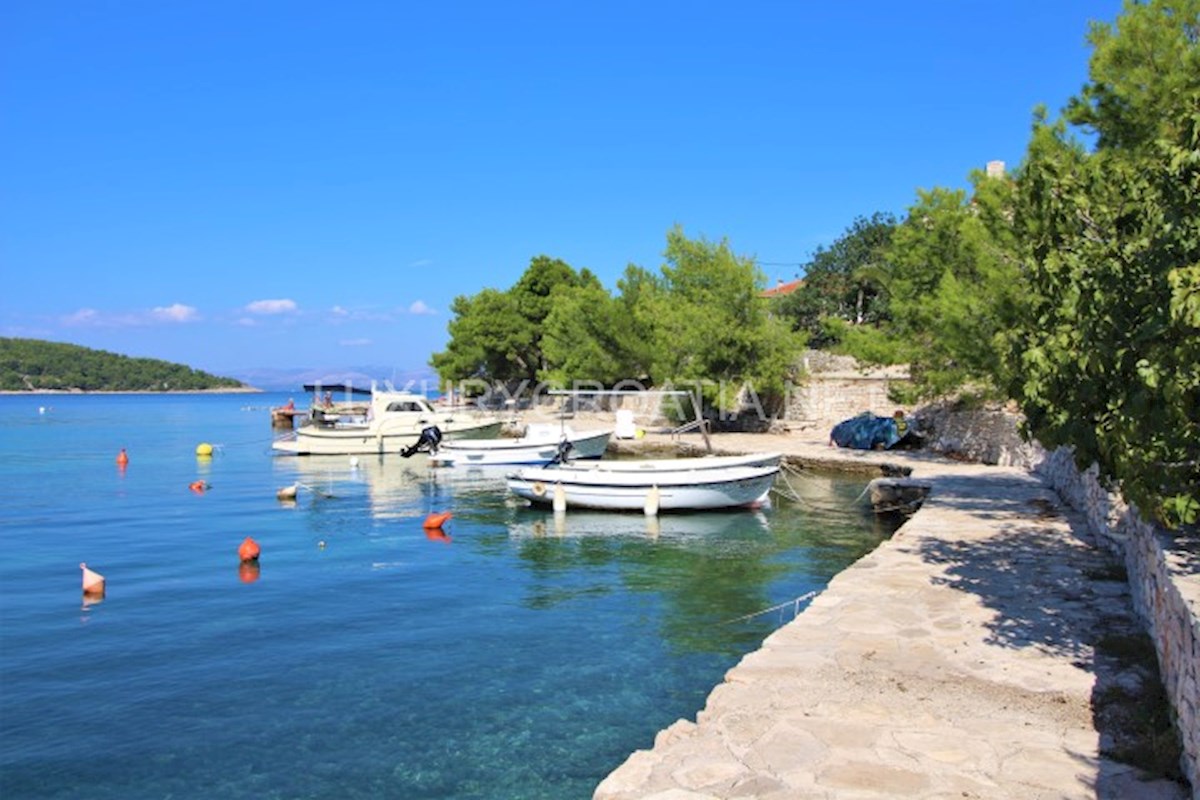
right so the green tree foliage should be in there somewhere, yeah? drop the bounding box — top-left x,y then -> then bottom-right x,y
648,226 -> 803,405
431,229 -> 803,410
1005,0 -> 1200,527
542,263 -> 662,386
837,177 -> 1023,401
774,212 -> 895,347
0,338 -> 246,391
430,256 -> 588,386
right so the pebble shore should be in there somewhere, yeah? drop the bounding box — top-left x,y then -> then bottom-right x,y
592,430 -> 1190,800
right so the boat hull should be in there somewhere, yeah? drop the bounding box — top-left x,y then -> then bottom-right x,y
432,430 -> 612,466
507,465 -> 779,512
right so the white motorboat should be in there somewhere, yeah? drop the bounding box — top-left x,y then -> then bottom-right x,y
272,391 -> 502,456
430,424 -> 612,466
507,463 -> 780,512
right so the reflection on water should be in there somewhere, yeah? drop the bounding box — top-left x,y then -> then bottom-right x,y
275,454 -> 441,519
509,508 -> 770,541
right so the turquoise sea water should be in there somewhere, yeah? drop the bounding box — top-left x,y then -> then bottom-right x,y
0,394 -> 894,800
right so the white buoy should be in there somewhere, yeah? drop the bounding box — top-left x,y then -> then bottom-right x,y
644,485 -> 660,517
38,406 -> 46,415
80,562 -> 105,595
349,456 -> 360,469
552,482 -> 567,513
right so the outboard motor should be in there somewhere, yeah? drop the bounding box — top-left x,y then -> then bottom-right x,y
547,438 -> 574,466
401,425 -> 442,458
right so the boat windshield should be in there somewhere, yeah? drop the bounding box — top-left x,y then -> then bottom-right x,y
384,398 -> 432,413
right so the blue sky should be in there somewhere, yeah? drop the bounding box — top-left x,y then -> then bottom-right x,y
1,0 -> 1118,379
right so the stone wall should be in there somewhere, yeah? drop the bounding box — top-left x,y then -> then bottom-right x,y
912,401 -> 1045,468
784,351 -> 910,429
1036,447 -> 1200,792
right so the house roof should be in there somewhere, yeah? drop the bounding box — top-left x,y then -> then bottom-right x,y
760,278 -> 804,298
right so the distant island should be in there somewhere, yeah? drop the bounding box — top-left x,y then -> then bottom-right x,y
0,338 -> 255,392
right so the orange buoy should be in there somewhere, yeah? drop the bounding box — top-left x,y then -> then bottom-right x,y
422,511 -> 453,529
424,528 -> 451,543
189,480 -> 209,494
115,448 -> 129,466
238,536 -> 261,562
80,562 -> 106,595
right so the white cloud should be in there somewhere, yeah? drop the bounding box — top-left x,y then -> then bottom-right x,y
331,305 -> 349,316
151,303 -> 199,323
339,338 -> 372,347
234,317 -> 258,327
62,308 -> 101,326
409,259 -> 434,268
408,300 -> 436,315
245,298 -> 298,314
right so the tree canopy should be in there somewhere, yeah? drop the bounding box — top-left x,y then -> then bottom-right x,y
1003,0 -> 1200,526
773,212 -> 895,348
430,228 -> 804,409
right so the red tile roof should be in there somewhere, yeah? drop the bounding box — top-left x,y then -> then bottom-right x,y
760,278 -> 804,298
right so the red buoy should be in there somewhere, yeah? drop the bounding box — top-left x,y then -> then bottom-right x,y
238,536 -> 261,562
422,511 -> 452,530
115,448 -> 129,466
189,480 -> 209,494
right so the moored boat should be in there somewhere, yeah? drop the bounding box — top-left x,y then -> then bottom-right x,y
430,424 -> 612,466
507,463 -> 780,512
547,451 -> 783,473
272,390 -> 502,456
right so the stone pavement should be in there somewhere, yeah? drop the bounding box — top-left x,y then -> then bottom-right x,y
593,431 -> 1190,800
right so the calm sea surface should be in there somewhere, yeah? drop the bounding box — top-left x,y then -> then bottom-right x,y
0,394 -> 895,800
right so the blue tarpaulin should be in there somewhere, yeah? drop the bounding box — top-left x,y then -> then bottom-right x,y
830,412 -> 903,450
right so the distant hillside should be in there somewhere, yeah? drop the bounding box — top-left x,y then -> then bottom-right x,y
0,338 -> 251,392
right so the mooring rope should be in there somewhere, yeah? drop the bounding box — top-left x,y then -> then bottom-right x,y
720,590 -> 819,625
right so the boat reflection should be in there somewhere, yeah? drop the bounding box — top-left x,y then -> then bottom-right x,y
507,508 -> 770,541
273,457 -> 516,520
275,455 -> 433,519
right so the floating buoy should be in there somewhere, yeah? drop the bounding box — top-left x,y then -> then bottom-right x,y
552,483 -> 567,513
425,528 -> 451,543
238,536 -> 261,562
422,511 -> 453,529
80,562 -> 105,596
189,480 -> 209,494
644,485 -> 660,517
195,442 -> 214,457
276,484 -> 298,501
115,448 -> 129,466
349,456 -> 360,469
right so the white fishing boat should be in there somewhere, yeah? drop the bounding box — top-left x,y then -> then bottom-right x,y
507,463 -> 780,512
430,424 -> 612,466
272,391 -> 502,456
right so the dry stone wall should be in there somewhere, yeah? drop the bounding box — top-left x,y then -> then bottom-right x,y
1037,447 -> 1200,792
783,351 -> 910,430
